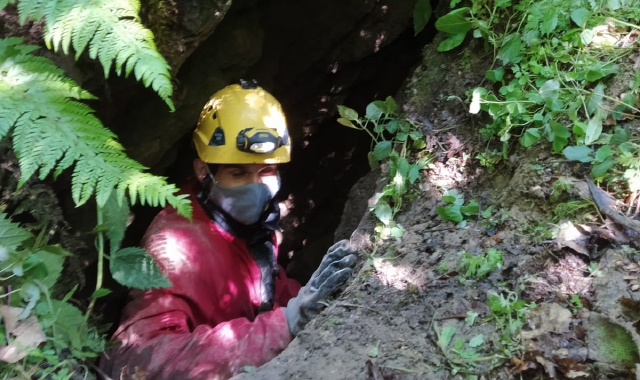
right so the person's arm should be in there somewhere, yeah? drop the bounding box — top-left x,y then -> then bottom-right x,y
104,292 -> 292,380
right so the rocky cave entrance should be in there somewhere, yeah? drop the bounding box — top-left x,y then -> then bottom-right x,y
102,0 -> 437,288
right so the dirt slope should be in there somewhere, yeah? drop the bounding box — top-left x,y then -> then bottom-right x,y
234,37 -> 640,380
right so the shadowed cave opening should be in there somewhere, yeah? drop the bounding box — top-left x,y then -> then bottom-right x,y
95,0 -> 438,328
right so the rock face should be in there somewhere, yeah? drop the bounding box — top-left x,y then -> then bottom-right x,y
108,0 -> 429,278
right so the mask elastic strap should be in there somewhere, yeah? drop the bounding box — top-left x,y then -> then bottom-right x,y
205,165 -> 219,185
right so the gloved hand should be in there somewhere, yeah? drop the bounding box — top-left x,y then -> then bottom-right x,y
284,240 -> 358,336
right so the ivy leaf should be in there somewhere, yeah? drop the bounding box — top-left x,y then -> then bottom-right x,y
413,0 -> 432,35
585,112 -> 603,145
460,200 -> 479,216
550,122 -> 570,153
337,118 -> 357,129
608,0 -> 621,11
468,334 -> 484,348
611,127 -> 630,146
372,141 -> 393,160
571,8 -> 590,28
595,145 -> 612,163
540,11 -> 558,35
486,67 -> 505,82
586,62 -> 618,82
500,33 -> 523,64
437,204 -> 463,223
581,29 -> 594,45
520,128 -> 541,147
563,146 -> 593,162
408,165 -> 421,184
374,201 -> 393,225
591,158 -> 614,177
539,80 -> 560,101
110,247 -> 171,290
385,120 -> 399,134
390,225 -> 404,238
337,105 -> 358,121
102,191 -> 130,255
384,96 -> 397,114
35,250 -> 65,289
435,8 -> 472,34
437,33 -> 466,52
36,300 -> 84,352
0,213 -> 33,252
365,102 -> 384,121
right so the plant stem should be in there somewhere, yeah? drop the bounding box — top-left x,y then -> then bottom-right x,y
84,206 -> 105,325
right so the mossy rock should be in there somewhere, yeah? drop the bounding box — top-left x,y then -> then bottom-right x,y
587,312 -> 640,369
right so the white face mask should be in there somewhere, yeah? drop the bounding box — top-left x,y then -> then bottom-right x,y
204,169 -> 280,225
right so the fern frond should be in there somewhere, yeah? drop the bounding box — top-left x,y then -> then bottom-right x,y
13,0 -> 175,111
0,1 -> 11,13
0,38 -> 191,217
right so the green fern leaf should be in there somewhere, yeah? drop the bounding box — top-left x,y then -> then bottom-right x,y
0,37 -> 191,218
0,1 -> 12,12
13,0 -> 174,110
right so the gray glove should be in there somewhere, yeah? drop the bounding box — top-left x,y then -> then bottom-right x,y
284,240 -> 358,336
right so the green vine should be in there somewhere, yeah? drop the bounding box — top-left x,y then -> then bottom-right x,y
338,97 -> 432,238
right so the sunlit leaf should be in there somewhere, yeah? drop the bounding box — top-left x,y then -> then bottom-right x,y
337,118 -> 357,128
571,8 -> 590,28
374,202 -> 393,225
365,102 -> 384,121
563,146 -> 593,162
468,334 -> 484,348
435,8 -> 472,34
539,80 -> 560,101
337,105 -> 358,121
585,112 -> 603,145
437,33 -> 466,52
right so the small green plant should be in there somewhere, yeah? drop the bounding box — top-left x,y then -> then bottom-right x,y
435,0 -> 640,197
338,97 -> 431,238
479,206 -> 509,231
570,294 -> 584,313
436,189 -> 479,226
459,248 -> 504,279
0,194 -> 170,377
520,221 -> 554,243
486,290 -> 536,356
437,325 -> 486,379
552,199 -> 597,222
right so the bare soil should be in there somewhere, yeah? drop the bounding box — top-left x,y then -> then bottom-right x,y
233,38 -> 640,380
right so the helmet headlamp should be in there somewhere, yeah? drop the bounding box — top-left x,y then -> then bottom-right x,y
237,128 -> 282,154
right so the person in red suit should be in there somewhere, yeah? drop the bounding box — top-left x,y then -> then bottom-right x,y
101,80 -> 357,380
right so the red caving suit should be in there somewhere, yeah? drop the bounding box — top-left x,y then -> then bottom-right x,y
101,181 -> 301,380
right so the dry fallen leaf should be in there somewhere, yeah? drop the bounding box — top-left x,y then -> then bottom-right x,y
522,303 -> 573,340
0,305 -> 46,363
555,222 -> 590,257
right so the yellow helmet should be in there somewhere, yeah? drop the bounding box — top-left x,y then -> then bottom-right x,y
193,81 -> 291,164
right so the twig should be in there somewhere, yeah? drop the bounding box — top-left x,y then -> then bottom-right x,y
90,363 -> 114,380
586,178 -> 640,238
